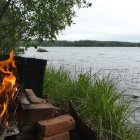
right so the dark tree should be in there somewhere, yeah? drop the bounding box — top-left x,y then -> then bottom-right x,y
0,0 -> 91,54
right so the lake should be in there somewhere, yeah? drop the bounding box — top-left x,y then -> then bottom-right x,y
24,47 -> 140,122
24,47 -> 140,96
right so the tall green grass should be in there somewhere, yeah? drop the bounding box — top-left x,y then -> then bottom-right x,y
43,66 -> 138,140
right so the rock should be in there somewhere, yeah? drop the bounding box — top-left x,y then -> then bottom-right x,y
131,95 -> 139,99
37,48 -> 48,52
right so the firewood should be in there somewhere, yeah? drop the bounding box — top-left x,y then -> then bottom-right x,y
25,89 -> 45,104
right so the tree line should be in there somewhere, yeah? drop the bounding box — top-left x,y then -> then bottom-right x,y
24,40 -> 140,47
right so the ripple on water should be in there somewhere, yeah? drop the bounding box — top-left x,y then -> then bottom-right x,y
24,47 -> 140,122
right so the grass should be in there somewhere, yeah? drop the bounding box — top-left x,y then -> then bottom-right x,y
43,66 -> 138,140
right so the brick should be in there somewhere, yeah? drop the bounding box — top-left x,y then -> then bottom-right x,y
39,132 -> 70,140
25,89 -> 46,104
19,104 -> 55,126
38,115 -> 75,137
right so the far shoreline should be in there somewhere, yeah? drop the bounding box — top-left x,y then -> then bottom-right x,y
21,40 -> 140,47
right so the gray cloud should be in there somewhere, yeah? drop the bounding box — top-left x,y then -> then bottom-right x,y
57,0 -> 140,42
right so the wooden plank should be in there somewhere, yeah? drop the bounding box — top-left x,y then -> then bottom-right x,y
25,89 -> 45,104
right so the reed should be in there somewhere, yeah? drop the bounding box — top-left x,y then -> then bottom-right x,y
43,66 -> 138,140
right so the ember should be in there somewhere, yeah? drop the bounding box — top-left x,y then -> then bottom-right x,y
0,50 -> 19,128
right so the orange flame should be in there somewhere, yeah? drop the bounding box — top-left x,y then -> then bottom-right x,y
0,50 -> 18,127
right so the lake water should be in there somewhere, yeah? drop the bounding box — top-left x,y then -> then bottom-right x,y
24,47 -> 140,96
24,47 -> 140,123
24,47 -> 140,122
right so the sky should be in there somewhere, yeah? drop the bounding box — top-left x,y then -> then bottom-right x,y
57,0 -> 140,42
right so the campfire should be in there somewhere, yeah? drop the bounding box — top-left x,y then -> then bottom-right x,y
0,51 -> 75,140
0,50 -> 19,128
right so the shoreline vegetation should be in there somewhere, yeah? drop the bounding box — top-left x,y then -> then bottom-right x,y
43,66 -> 139,140
22,40 -> 140,47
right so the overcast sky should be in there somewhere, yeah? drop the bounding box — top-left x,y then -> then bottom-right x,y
57,0 -> 140,42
